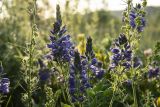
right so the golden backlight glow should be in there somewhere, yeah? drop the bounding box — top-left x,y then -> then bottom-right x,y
49,0 -> 160,11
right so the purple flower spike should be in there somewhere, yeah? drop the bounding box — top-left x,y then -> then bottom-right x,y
0,78 -> 10,94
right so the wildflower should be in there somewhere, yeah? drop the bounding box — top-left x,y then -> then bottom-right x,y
68,38 -> 105,102
148,67 -> 159,78
133,57 -> 143,68
91,58 -> 97,65
118,34 -> 128,45
109,62 -> 117,70
50,19 -> 62,35
157,97 -> 160,107
69,50 -> 90,102
38,59 -> 52,81
85,36 -> 95,59
114,34 -> 128,47
74,50 -> 82,71
122,45 -> 132,61
50,4 -> 62,35
0,63 -> 10,94
129,5 -> 146,33
48,29 -> 74,63
38,69 -> 51,81
47,5 -> 74,63
89,58 -> 104,79
111,53 -> 121,62
77,34 -> 86,55
111,48 -> 120,54
129,11 -> 136,28
0,78 -> 10,94
69,70 -> 76,96
109,34 -> 133,70
122,62 -> 131,69
85,36 -> 105,79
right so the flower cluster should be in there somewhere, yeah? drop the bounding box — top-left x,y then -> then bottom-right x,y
89,58 -> 104,79
38,59 -> 65,85
133,57 -> 143,68
129,4 -> 146,33
68,36 -> 106,102
47,34 -> 74,62
0,78 -> 10,94
69,50 -> 90,102
85,36 -> 95,59
38,70 -> 50,82
148,67 -> 160,78
110,34 -> 132,70
38,59 -> 51,81
0,64 -> 10,94
47,5 -> 74,63
109,34 -> 142,70
85,36 -> 104,79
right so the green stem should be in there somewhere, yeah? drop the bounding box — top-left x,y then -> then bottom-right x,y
127,0 -> 131,44
109,89 -> 115,107
132,82 -> 138,107
5,95 -> 12,107
58,63 -> 67,102
58,62 -> 73,105
28,43 -> 32,107
28,0 -> 37,106
66,64 -> 75,106
131,67 -> 138,107
109,75 -> 118,107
